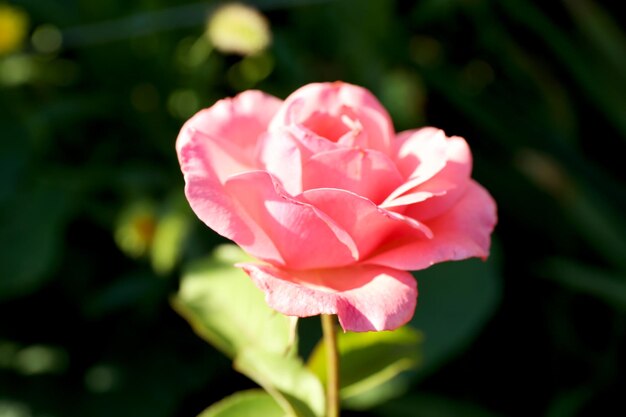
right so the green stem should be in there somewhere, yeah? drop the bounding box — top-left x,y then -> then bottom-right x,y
321,314 -> 340,417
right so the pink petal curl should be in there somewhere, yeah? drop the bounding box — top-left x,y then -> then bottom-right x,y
239,263 -> 417,332
365,181 -> 497,271
383,129 -> 473,218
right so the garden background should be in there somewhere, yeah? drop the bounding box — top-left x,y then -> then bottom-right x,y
1,0 -> 625,416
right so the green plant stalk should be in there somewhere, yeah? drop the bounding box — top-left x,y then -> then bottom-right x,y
321,314 -> 340,417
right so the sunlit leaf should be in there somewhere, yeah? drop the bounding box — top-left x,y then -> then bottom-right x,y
235,349 -> 325,417
197,390 -> 284,417
307,326 -> 422,410
172,245 -> 294,358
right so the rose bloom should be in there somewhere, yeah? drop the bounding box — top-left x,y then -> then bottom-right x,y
177,82 -> 496,332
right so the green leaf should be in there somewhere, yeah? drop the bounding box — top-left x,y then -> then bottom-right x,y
0,186 -> 70,301
172,245 -> 293,358
500,0 -> 626,139
541,258 -> 626,310
545,386 -> 594,417
174,245 -> 324,417
410,253 -> 502,380
234,349 -> 325,417
562,0 -> 626,75
563,190 -> 626,272
197,390 -> 284,417
307,326 -> 422,410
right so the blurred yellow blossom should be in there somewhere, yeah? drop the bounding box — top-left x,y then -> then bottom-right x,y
114,201 -> 157,259
206,3 -> 271,56
0,3 -> 28,55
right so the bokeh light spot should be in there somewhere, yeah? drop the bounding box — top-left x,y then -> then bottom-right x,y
31,24 -> 62,54
0,55 -> 34,86
0,400 -> 31,417
14,344 -> 68,375
114,201 -> 157,259
206,3 -> 271,56
167,89 -> 200,119
0,4 -> 28,56
84,364 -> 119,393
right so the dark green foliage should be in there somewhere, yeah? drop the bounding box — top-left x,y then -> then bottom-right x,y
1,0 -> 624,416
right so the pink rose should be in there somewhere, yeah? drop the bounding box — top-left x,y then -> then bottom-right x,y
177,82 -> 496,332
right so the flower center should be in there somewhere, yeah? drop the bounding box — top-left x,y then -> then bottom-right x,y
301,111 -> 352,142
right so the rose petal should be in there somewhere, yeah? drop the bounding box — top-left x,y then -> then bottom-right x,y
364,181 -> 497,270
393,128 -> 449,181
383,134 -> 473,220
257,130 -> 304,196
403,136 -> 473,220
177,90 -> 283,180
302,148 -> 403,204
178,125 -> 265,258
269,82 -> 394,153
239,263 -> 417,332
300,188 -> 432,260
177,91 -> 286,265
382,128 -> 448,206
224,171 -> 358,269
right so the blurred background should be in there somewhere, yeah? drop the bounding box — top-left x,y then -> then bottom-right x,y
1,0 -> 625,416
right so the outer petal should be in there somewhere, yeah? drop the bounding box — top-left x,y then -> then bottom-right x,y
269,82 -> 394,153
176,91 -> 281,183
239,263 -> 417,332
176,90 -> 282,165
393,128 -> 449,181
300,188 -> 432,260
302,148 -> 403,204
402,136 -> 473,220
224,171 -> 358,269
383,134 -> 473,221
177,92 -> 283,265
365,181 -> 497,270
178,123 -> 260,256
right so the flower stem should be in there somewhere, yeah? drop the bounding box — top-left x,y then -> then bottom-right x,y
321,314 -> 340,417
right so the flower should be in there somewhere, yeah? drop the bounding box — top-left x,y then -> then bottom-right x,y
176,82 -> 496,332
